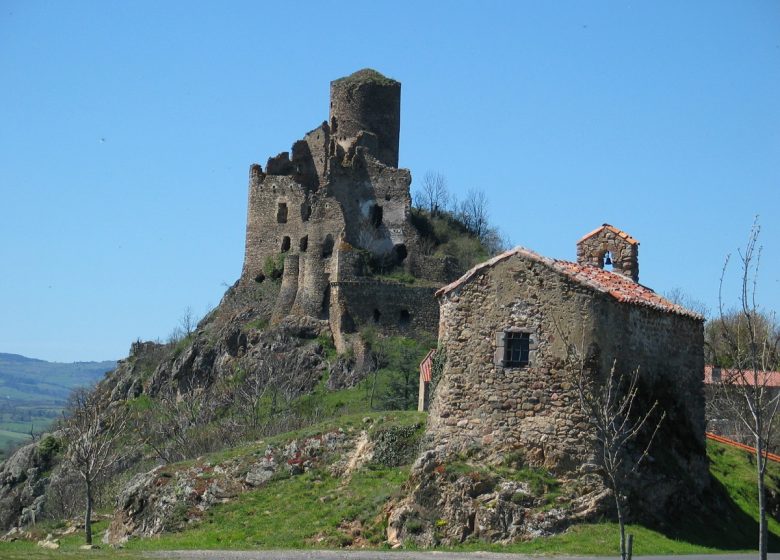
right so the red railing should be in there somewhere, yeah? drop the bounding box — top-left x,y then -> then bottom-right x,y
706,432 -> 780,463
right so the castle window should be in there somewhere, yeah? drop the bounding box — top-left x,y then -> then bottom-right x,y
281,236 -> 291,252
322,234 -> 334,258
399,309 -> 411,326
299,235 -> 308,252
277,203 -> 288,224
301,203 -> 311,222
369,204 -> 383,227
495,329 -> 535,368
373,309 -> 381,323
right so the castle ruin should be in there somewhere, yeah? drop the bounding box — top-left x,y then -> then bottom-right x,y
241,69 -> 453,350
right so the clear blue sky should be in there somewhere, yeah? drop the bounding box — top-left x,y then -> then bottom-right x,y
1,1 -> 778,362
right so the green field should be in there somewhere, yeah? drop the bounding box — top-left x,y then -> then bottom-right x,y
0,353 -> 115,458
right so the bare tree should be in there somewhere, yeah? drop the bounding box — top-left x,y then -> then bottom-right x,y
714,220 -> 780,560
458,188 -> 490,239
62,388 -> 128,545
179,306 -> 197,338
664,287 -> 710,319
569,346 -> 665,560
418,171 -> 449,216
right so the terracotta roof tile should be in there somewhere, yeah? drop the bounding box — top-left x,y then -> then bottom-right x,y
704,365 -> 780,387
436,246 -> 702,320
577,223 -> 639,246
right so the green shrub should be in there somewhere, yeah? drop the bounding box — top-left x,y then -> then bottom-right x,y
245,318 -> 268,331
37,434 -> 62,463
371,422 -> 423,466
263,253 -> 285,279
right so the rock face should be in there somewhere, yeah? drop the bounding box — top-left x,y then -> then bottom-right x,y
0,435 -> 61,529
386,449 -> 609,547
105,427 -> 381,544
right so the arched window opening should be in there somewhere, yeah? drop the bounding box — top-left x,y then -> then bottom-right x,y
399,309 -> 411,326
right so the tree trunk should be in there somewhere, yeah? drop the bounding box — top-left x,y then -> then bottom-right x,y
615,491 -> 627,560
757,437 -> 767,560
84,479 -> 93,545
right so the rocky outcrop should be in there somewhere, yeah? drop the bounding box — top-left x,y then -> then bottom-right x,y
0,434 -> 62,529
106,428 -> 362,544
386,449 -> 609,547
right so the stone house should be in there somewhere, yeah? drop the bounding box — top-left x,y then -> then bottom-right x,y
424,224 -> 708,490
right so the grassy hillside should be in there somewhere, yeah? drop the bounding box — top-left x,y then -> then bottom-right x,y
1,427 -> 780,557
0,353 -> 116,455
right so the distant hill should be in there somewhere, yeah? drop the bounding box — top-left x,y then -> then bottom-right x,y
0,353 -> 116,404
0,353 -> 117,455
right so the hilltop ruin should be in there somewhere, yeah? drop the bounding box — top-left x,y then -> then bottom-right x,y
241,69 -> 455,352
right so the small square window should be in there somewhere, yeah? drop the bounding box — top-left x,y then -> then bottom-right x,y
504,331 -> 530,367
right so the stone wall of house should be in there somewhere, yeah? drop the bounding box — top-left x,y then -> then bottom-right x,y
428,251 -> 706,492
429,254 -> 600,471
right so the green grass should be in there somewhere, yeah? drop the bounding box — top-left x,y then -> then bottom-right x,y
4,426 -> 780,557
124,466 -> 408,550
453,522 -> 737,555
0,520 -> 143,559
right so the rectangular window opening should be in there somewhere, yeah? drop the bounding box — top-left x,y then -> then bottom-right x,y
504,331 -> 530,367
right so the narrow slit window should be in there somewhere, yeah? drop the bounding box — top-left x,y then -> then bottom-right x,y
281,236 -> 291,252
277,203 -> 288,224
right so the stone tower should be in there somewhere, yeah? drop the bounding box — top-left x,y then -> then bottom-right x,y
576,223 -> 639,282
329,69 -> 401,168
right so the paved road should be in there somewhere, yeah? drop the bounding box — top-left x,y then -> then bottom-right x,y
146,551 -> 780,560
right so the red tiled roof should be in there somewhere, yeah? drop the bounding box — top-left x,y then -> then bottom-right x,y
435,246 -> 703,320
704,365 -> 780,387
577,223 -> 639,246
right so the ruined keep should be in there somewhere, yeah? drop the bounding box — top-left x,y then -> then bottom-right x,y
241,69 -> 450,350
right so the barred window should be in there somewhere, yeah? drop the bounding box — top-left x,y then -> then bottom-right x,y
504,331 -> 530,367
495,329 -> 534,368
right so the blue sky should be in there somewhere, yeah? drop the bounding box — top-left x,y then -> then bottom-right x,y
1,1 -> 778,362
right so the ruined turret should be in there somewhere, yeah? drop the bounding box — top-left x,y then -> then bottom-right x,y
329,69 -> 401,168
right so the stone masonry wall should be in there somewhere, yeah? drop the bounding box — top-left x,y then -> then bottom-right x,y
330,280 -> 439,343
429,254 -> 599,472
428,251 -> 706,489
